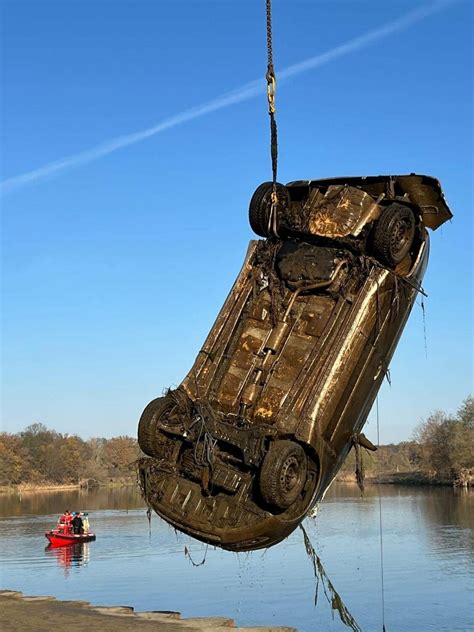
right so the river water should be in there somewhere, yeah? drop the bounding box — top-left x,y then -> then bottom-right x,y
0,483 -> 472,631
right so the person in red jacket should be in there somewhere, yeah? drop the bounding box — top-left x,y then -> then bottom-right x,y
58,510 -> 72,533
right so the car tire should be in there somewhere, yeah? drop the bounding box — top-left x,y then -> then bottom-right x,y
372,203 -> 416,267
259,440 -> 308,510
248,182 -> 290,237
138,397 -> 175,457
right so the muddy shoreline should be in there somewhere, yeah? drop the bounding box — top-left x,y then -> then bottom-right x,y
335,473 -> 472,487
0,591 -> 295,632
0,480 -> 136,495
2,473 -> 468,496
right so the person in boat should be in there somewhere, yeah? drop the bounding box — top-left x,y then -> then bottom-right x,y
71,511 -> 83,535
58,510 -> 72,533
59,510 -> 70,524
82,513 -> 90,534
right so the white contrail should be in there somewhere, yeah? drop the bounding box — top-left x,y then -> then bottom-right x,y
1,0 -> 456,196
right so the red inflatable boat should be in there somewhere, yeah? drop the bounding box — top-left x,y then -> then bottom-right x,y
45,512 -> 96,547
45,529 -> 96,547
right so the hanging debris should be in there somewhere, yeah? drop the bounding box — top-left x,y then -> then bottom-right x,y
299,522 -> 361,632
138,173 -> 452,551
184,544 -> 209,567
351,433 -> 377,495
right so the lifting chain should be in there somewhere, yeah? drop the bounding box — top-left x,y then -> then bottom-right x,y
265,0 -> 279,214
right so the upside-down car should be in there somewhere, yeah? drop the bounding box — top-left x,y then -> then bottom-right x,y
138,174 -> 452,551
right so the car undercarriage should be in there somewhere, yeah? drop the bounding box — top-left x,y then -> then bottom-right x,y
138,174 -> 452,551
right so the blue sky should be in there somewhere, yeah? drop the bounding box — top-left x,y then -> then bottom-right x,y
1,0 -> 472,443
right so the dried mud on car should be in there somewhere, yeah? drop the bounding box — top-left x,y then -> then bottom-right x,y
138,174 -> 452,552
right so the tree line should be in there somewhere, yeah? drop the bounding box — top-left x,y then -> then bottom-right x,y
0,423 -> 139,487
339,396 -> 473,486
1,396 -> 472,488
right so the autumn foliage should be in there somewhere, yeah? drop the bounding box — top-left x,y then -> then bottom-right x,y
331,396 -> 472,486
0,423 -> 140,487
413,396 -> 473,484
1,396 -> 472,488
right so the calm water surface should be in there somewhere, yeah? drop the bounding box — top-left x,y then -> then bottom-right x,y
1,484 -> 472,631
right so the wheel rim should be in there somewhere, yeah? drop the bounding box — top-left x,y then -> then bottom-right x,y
280,455 -> 302,493
390,217 -> 413,259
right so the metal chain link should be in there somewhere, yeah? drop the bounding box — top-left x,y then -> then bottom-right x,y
265,0 -> 279,229
265,0 -> 275,83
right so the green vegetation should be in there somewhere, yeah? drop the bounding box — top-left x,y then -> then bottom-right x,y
339,396 -> 473,487
0,423 -> 139,489
1,397 -> 472,490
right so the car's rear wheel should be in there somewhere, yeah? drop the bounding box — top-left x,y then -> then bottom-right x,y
248,182 -> 290,237
138,396 -> 175,457
372,203 -> 416,267
259,440 -> 307,510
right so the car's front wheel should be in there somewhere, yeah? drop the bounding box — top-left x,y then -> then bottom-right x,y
259,440 -> 308,510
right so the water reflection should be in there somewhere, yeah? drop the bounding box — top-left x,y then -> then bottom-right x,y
418,486 -> 474,564
0,485 -> 144,517
325,483 -> 474,560
331,484 -> 474,553
45,543 -> 90,576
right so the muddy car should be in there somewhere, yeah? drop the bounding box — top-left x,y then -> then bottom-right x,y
138,174 -> 452,551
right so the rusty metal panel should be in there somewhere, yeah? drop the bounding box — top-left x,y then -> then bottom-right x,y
302,297 -> 335,338
306,185 -> 379,238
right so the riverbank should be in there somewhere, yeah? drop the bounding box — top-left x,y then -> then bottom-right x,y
2,475 -> 470,496
0,591 -> 295,632
2,469 -> 471,495
0,479 -> 136,495
336,470 -> 473,487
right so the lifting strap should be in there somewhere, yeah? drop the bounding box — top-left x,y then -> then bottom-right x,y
265,0 -> 279,208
